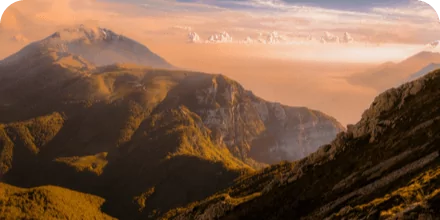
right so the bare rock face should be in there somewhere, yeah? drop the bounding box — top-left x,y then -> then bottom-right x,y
349,73 -> 428,142
170,74 -> 345,165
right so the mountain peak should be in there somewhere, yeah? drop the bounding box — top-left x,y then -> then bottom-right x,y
1,25 -> 173,69
47,25 -> 124,43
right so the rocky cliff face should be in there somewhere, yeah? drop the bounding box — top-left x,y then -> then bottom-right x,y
164,69 -> 440,220
159,74 -> 344,165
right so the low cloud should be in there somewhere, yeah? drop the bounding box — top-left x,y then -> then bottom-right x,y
205,31 -> 233,43
187,31 -> 201,43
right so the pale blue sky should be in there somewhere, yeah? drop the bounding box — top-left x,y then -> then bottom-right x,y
0,0 -> 14,13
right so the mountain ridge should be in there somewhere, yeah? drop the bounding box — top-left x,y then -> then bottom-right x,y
347,50 -> 440,92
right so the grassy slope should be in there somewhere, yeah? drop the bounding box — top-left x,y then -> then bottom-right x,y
0,183 -> 115,220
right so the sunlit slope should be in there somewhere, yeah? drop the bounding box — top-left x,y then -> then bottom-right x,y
0,183 -> 115,220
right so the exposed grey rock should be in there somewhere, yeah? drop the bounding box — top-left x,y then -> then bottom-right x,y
191,75 -> 345,165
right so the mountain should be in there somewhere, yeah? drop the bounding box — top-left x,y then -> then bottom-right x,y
0,27 -> 343,219
0,183 -> 115,220
347,51 -> 440,92
406,63 -> 440,82
165,69 -> 440,219
0,24 -> 173,69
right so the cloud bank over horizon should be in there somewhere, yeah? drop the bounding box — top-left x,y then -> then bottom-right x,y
127,0 -> 440,45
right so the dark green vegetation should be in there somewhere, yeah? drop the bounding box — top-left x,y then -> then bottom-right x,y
165,70 -> 440,219
0,28 -> 343,219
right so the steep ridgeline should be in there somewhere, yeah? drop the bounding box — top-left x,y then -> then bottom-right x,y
0,26 -> 343,219
164,69 -> 440,220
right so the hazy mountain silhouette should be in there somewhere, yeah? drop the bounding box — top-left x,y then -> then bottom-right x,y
347,51 -> 440,92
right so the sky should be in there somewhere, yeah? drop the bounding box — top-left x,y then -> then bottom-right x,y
3,0 -> 438,45
96,0 -> 440,49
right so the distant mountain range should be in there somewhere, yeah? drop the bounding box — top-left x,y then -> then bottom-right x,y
0,25 -> 344,219
406,63 -> 440,82
347,50 -> 440,92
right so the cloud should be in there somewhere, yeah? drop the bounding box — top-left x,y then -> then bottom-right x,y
172,25 -> 192,31
206,31 -> 233,43
239,36 -> 254,44
258,31 -> 288,44
340,32 -> 354,43
187,31 -> 201,43
427,40 -> 440,48
320,31 -> 339,43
